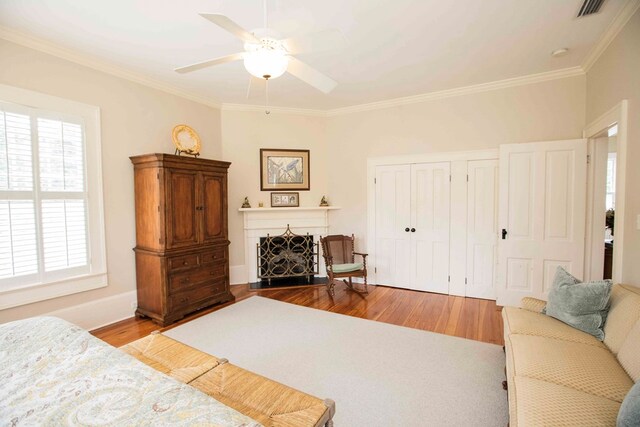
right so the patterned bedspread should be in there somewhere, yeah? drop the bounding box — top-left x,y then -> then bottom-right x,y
0,316 -> 261,427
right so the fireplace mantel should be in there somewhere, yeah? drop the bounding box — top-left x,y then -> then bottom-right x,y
238,206 -> 340,283
238,207 -> 341,212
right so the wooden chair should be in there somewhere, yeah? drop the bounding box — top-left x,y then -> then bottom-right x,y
320,235 -> 368,296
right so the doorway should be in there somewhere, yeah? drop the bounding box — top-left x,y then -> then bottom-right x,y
584,101 -> 628,284
587,125 -> 618,281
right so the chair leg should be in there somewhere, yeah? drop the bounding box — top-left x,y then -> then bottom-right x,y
343,276 -> 369,295
326,274 -> 336,296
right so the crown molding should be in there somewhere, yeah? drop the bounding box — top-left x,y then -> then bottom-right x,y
223,67 -> 585,117
0,25 -> 222,109
582,0 -> 640,72
325,67 -> 585,116
221,103 -> 326,117
1,24 -> 587,118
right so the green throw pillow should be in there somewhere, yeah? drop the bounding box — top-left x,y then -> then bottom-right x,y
543,266 -> 612,341
618,381 -> 640,427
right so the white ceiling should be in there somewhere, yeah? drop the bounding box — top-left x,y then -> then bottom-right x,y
0,0 -> 630,110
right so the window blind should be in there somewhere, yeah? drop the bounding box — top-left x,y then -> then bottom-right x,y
0,106 -> 89,285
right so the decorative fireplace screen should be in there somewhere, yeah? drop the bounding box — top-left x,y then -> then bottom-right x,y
257,225 -> 319,284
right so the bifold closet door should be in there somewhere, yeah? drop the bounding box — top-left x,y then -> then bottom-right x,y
374,162 -> 450,292
410,162 -> 450,293
375,165 -> 411,287
465,160 -> 498,299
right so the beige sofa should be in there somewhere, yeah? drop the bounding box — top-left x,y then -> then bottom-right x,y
502,284 -> 640,426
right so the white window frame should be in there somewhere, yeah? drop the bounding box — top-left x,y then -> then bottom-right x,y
0,84 -> 107,309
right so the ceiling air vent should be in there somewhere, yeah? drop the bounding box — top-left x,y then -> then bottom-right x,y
577,0 -> 606,17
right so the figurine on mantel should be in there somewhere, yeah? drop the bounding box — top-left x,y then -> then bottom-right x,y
319,196 -> 329,207
241,197 -> 251,208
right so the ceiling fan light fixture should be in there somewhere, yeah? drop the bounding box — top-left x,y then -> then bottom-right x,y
243,46 -> 289,80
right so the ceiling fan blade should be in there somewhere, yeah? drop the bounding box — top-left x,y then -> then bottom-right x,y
286,57 -> 337,93
199,13 -> 260,44
174,53 -> 244,74
282,29 -> 346,55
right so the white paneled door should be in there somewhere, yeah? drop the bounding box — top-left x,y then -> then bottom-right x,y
410,162 -> 450,293
466,160 -> 499,299
497,139 -> 587,306
375,165 -> 411,287
375,162 -> 450,293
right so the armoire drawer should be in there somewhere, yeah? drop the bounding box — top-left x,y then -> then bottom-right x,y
167,254 -> 199,272
201,248 -> 226,264
169,281 -> 227,312
169,265 -> 226,293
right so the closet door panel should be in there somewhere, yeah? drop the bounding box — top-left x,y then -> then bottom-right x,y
410,162 -> 450,293
465,160 -> 498,299
375,165 -> 411,287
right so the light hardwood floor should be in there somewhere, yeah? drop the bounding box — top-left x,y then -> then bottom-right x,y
91,284 -> 504,347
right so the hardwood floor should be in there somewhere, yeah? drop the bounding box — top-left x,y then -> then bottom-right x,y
91,284 -> 504,347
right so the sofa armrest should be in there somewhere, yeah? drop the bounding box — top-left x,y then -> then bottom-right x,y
521,297 -> 546,313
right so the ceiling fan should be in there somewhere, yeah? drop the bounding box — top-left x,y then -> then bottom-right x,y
175,1 -> 341,94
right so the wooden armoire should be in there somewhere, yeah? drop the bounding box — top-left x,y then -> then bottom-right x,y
130,153 -> 233,326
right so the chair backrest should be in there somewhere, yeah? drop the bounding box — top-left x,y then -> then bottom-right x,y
320,235 -> 355,265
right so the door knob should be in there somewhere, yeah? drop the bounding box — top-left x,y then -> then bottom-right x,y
502,229 -> 508,239
405,227 -> 410,232
411,228 -> 416,232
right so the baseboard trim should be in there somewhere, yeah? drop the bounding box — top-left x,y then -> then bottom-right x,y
230,265 -> 248,285
46,290 -> 137,331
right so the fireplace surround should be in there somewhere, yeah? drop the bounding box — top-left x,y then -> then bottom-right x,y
237,206 -> 339,285
257,225 -> 319,284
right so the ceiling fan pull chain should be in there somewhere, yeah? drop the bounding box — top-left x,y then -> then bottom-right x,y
265,78 -> 270,115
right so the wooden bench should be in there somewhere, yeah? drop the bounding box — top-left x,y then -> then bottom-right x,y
121,333 -> 335,427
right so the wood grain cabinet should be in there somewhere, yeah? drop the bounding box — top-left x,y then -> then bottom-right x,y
130,153 -> 233,326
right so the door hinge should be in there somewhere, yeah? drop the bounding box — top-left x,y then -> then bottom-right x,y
465,278 -> 468,284
466,174 -> 469,182
374,178 -> 377,184
374,267 -> 377,273
157,172 -> 160,180
448,275 -> 451,282
587,154 -> 591,164
157,205 -> 160,212
449,175 -> 452,182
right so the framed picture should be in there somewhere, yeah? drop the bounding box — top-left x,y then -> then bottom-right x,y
271,192 -> 300,207
260,149 -> 310,191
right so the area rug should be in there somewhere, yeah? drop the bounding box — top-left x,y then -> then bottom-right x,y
165,296 -> 508,426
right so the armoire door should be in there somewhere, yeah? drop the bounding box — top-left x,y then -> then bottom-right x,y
201,172 -> 227,243
410,162 -> 450,293
497,139 -> 587,306
374,165 -> 411,287
465,159 -> 498,299
166,169 -> 199,248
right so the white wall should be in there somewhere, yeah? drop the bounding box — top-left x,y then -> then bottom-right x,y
586,9 -> 640,285
0,39 -> 222,328
0,29 -> 602,326
325,76 -> 587,250
221,110 -> 328,276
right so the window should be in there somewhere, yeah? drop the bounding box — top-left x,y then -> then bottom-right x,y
606,123 -> 617,211
0,85 -> 106,309
606,152 -> 616,210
